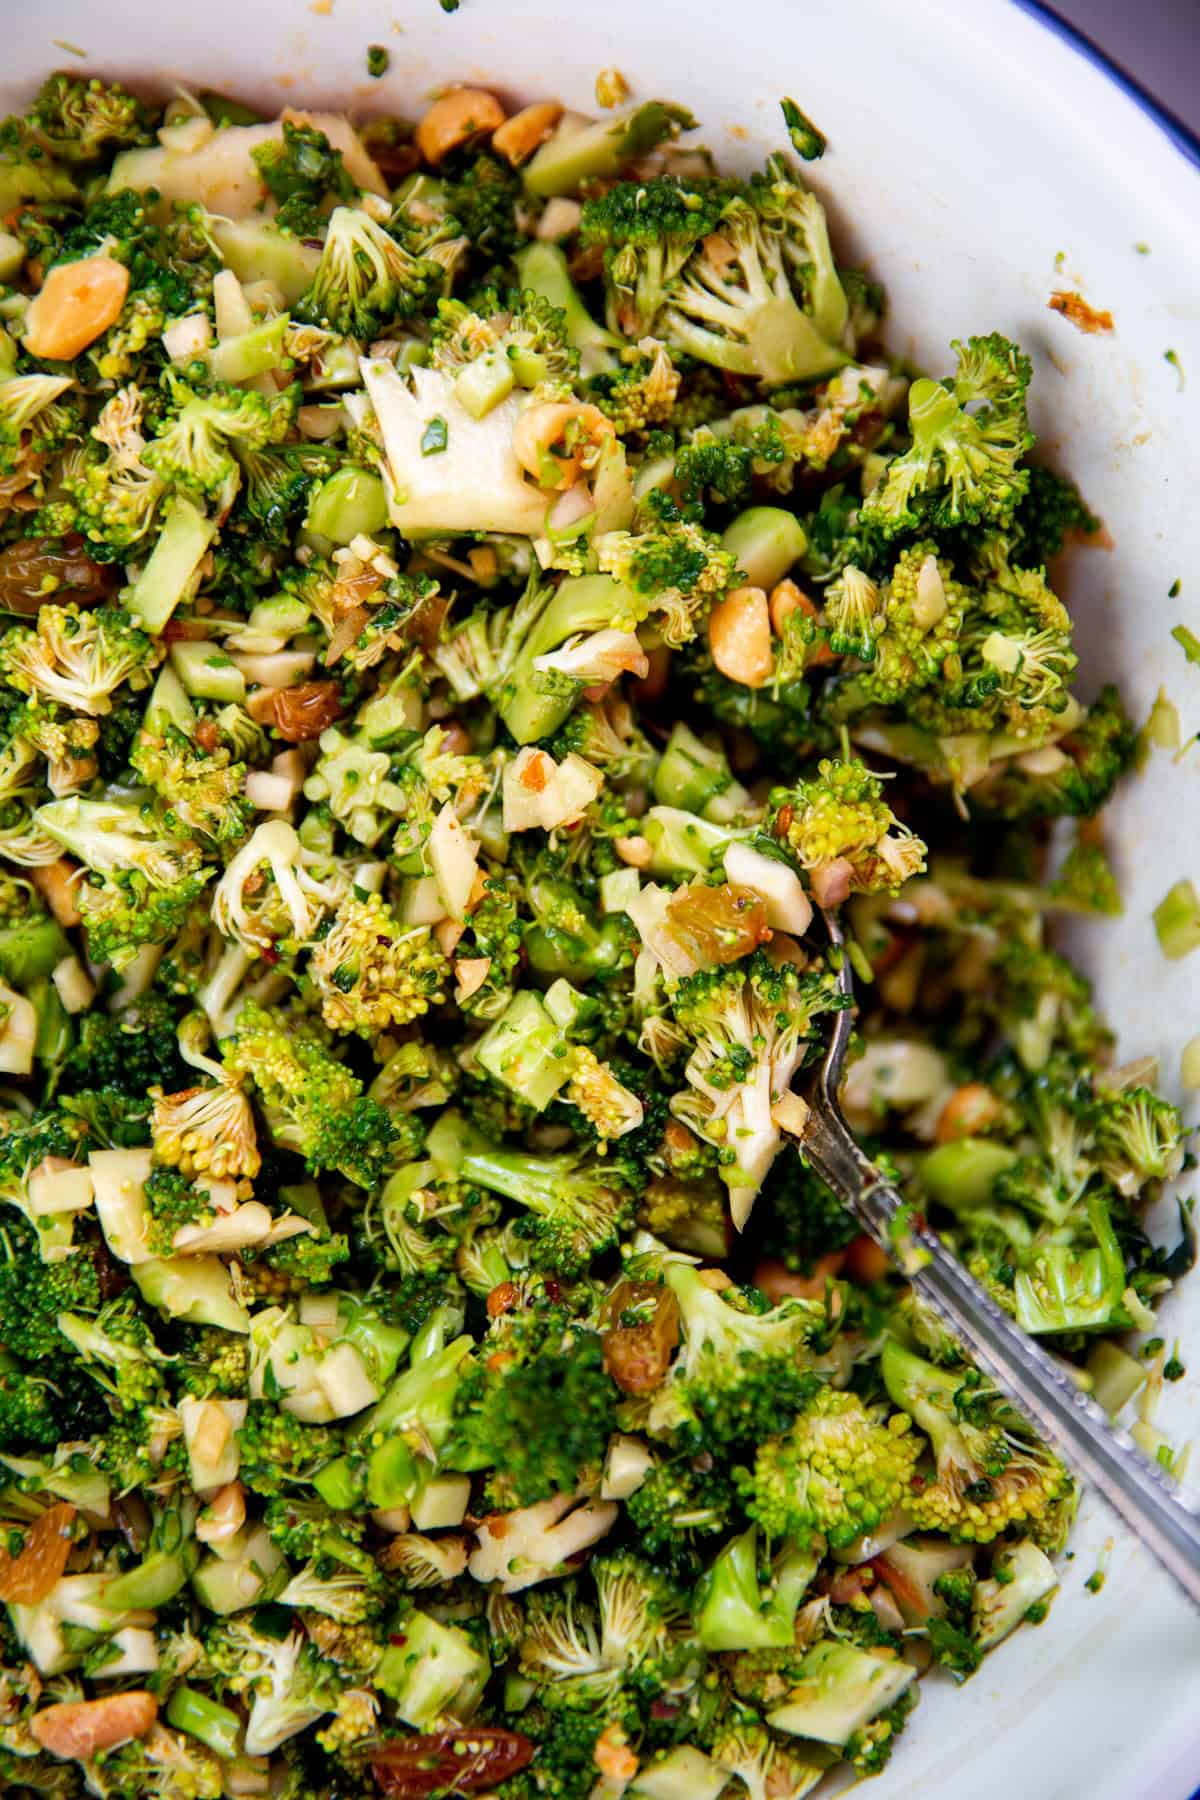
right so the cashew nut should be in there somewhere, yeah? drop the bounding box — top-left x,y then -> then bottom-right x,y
708,586 -> 774,688
492,101 -> 563,167
416,88 -> 506,164
512,401 -> 615,490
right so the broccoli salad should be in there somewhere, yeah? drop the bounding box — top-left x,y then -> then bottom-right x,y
0,66 -> 1188,1800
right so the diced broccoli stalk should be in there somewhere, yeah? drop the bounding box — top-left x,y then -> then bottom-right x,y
205,313 -> 291,384
721,506 -> 808,590
375,1609 -> 489,1727
693,1527 -> 821,1650
653,723 -> 751,823
473,988 -> 575,1111
640,806 -> 745,878
499,574 -> 645,744
523,102 -> 696,199
1153,879 -> 1200,961
1012,1194 -> 1127,1335
337,1328 -> 475,1508
132,1256 -> 251,1332
1086,1341 -> 1146,1416
0,916 -> 70,992
124,496 -> 217,634
192,1524 -> 285,1615
306,463 -> 388,541
211,217 -> 322,302
630,1747 -> 730,1800
972,1540 -> 1058,1649
766,1640 -> 916,1744
920,1138 -> 1021,1213
97,1520 -> 198,1612
166,1686 -> 243,1759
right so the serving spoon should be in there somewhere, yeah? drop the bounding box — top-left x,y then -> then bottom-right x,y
795,909 -> 1200,1608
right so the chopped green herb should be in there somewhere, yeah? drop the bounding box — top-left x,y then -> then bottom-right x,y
1171,623 -> 1200,665
366,44 -> 390,77
780,96 -> 826,160
420,415 -> 449,455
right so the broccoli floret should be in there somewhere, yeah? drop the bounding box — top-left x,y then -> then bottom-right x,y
430,1110 -> 636,1277
430,151 -> 519,259
0,1227 -> 102,1365
297,204 -> 463,335
37,793 -> 212,970
58,1296 -> 170,1418
83,1726 -> 224,1797
521,1550 -> 688,1706
431,288 -> 579,395
0,373 -> 75,478
27,72 -> 151,162
581,174 -> 736,339
590,342 -> 682,435
754,1153 -> 858,1269
57,384 -> 164,555
1013,463 -> 1099,563
768,756 -> 927,897
972,685 -> 1136,819
141,1163 -> 214,1255
223,1001 -> 400,1188
595,519 -> 737,646
862,334 -> 1033,536
881,1339 -> 1070,1542
235,440 -> 341,539
252,118 -> 356,234
449,1294 -> 617,1506
238,1403 -> 343,1497
131,725 -> 253,844
0,603 -> 157,717
262,1491 -> 369,1564
646,1259 -> 824,1449
1093,1084 -> 1185,1192
657,160 -> 849,387
624,1455 -> 735,1573
1046,838 -> 1122,916
143,377 -> 296,504
711,1709 -> 835,1799
666,950 -> 845,1221
306,892 -> 448,1036
737,1386 -> 920,1548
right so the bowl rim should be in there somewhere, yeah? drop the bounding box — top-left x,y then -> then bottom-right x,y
1014,0 -> 1200,171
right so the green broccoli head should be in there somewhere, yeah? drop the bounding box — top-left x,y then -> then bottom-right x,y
737,1386 -> 921,1548
223,1001 -> 401,1188
862,334 -> 1033,537
768,756 -> 927,896
881,1338 -> 1070,1542
27,72 -> 152,163
582,173 -> 737,339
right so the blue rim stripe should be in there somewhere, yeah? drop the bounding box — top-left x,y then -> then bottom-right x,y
1012,0 -> 1200,172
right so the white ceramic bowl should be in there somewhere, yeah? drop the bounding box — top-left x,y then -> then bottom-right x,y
7,2 -> 1200,1792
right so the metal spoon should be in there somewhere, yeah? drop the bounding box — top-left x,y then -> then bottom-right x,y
796,908 -> 1200,1608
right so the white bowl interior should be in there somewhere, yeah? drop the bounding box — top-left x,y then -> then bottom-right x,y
6,1 -> 1200,1792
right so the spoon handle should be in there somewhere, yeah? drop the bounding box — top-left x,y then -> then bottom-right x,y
801,1100 -> 1200,1609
